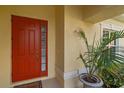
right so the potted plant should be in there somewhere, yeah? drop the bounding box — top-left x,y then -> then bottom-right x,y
76,29 -> 124,88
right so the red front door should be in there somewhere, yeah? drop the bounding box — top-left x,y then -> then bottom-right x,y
12,15 -> 42,82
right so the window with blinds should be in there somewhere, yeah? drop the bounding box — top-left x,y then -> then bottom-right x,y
103,28 -> 119,53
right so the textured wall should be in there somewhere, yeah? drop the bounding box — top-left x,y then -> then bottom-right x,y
0,6 -> 55,87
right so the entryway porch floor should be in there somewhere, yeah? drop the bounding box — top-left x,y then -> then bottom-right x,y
42,78 -> 62,88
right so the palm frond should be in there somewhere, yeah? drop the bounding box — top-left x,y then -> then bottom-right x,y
76,30 -> 90,53
76,29 -> 124,87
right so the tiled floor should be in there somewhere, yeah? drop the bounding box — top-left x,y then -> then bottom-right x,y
42,78 -> 62,88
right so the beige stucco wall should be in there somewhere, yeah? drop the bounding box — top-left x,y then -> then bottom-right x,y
0,6 -> 55,87
64,6 -> 124,87
64,5 -> 99,73
55,6 -> 65,87
1,5 -> 124,88
64,6 -> 99,87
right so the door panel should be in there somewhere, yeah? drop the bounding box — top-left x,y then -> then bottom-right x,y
12,15 -> 42,82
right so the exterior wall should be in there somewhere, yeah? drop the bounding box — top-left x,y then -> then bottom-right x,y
64,5 -> 100,87
64,6 -> 124,87
55,6 -> 65,87
1,5 -> 124,88
0,6 -> 55,87
64,6 -> 96,72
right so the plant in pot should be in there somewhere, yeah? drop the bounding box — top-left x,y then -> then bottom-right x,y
76,29 -> 124,88
98,46 -> 124,88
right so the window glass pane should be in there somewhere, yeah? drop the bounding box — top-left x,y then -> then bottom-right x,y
41,25 -> 47,72
110,32 -> 116,45
42,35 -> 46,40
42,57 -> 46,64
42,64 -> 46,71
103,31 -> 109,42
41,27 -> 46,33
42,49 -> 46,55
103,29 -> 120,55
42,41 -> 46,46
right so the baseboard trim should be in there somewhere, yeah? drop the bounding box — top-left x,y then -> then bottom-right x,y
64,68 -> 86,80
56,66 -> 86,80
